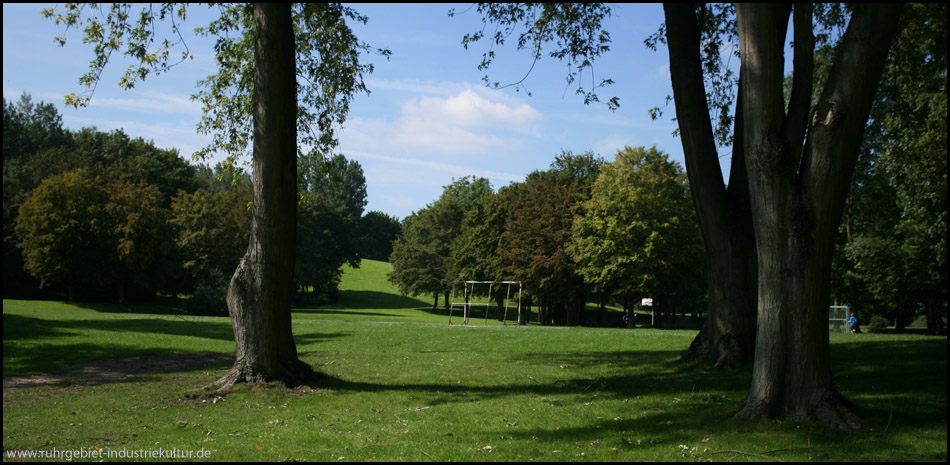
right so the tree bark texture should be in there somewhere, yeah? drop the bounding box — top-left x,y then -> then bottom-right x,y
735,4 -> 901,428
664,4 -> 757,369
217,3 -> 317,389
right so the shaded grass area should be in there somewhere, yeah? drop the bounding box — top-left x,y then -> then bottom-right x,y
2,301 -> 235,378
2,260 -> 946,461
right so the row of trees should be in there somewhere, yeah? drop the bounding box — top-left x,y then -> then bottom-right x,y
3,94 -> 402,311
388,147 -> 705,326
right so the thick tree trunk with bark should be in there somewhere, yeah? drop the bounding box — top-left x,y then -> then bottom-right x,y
665,4 -> 757,369
734,4 -> 901,428
216,3 -> 318,389
684,224 -> 756,369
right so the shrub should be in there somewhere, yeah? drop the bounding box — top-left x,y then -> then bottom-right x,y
869,314 -> 889,329
185,268 -> 230,316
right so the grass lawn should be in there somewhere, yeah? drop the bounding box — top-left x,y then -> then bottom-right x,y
3,260 -> 947,461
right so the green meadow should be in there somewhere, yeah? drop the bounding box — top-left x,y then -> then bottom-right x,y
3,260 -> 946,461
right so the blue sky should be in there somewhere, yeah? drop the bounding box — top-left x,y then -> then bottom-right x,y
3,3 -> 726,220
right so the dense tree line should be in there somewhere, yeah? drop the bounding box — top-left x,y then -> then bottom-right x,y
3,93 -> 401,312
830,3 -> 947,335
389,148 -> 705,326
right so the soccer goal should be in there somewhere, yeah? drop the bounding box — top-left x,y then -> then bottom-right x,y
829,305 -> 850,333
449,280 -> 523,326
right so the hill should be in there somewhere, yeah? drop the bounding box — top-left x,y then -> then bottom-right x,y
294,260 -> 446,323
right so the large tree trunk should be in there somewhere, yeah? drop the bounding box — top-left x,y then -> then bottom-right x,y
734,4 -> 900,428
664,4 -> 757,369
685,226 -> 756,369
216,3 -> 317,389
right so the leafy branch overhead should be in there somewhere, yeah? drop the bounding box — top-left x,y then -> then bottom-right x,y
42,4 -> 193,108
451,3 -> 618,110
42,3 -> 391,161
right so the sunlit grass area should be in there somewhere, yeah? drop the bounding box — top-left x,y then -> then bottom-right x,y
3,261 -> 946,461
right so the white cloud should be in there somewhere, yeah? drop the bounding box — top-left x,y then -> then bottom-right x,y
342,88 -> 542,157
402,89 -> 541,132
84,90 -> 202,115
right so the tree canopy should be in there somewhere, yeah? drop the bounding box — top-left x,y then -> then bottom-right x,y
571,146 -> 703,310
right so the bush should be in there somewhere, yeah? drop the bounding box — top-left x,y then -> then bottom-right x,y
185,268 -> 230,316
868,314 -> 889,329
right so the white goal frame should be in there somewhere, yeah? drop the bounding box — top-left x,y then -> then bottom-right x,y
449,280 -> 523,326
829,305 -> 850,333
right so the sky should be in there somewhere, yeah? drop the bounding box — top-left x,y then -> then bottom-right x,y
3,3 -> 728,220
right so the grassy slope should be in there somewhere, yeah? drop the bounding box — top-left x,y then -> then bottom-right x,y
3,260 -> 947,462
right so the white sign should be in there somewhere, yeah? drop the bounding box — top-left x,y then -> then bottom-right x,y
641,298 -> 653,307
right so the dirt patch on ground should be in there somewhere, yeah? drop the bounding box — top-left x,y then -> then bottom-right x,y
2,353 -> 232,390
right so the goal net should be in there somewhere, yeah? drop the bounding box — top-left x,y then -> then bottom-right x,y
829,305 -> 850,333
449,280 -> 523,326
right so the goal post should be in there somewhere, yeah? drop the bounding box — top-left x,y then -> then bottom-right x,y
829,305 -> 849,333
449,280 -> 523,326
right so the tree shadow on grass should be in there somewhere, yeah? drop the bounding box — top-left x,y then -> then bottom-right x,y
830,338 -> 947,426
70,298 -> 190,316
3,311 -> 235,342
316,349 -> 745,402
307,338 -> 946,448
3,351 -> 233,389
487,342 -> 947,461
2,312 -> 347,379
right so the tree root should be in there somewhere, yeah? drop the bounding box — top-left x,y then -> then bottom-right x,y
207,357 -> 331,392
736,389 -> 870,431
681,330 -> 748,371
809,390 -> 867,431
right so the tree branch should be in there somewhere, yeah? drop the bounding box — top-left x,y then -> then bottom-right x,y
803,4 -> 903,225
663,4 -> 726,214
783,3 -> 814,157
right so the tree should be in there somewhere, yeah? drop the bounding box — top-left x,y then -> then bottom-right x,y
104,177 -> 174,304
450,190 -> 501,283
389,177 -> 491,309
64,128 -> 200,206
45,3 -> 385,388
295,152 -> 367,303
170,185 -> 252,313
3,94 -> 72,162
3,94 -> 74,297
727,4 -> 900,427
501,167 -> 592,325
660,4 -> 758,369
16,169 -> 173,303
299,153 -> 368,220
388,201 -> 459,310
194,161 -> 252,194
4,96 -> 199,299
359,211 -> 402,262
15,169 -> 112,300
219,3 -> 309,388
570,146 -> 704,319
